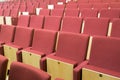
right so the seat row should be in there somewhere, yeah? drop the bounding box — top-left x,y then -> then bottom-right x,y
2,15 -> 120,38
0,27 -> 120,80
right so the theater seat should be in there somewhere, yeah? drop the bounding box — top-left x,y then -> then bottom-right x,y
47,32 -> 89,80
3,27 -> 33,70
9,62 -> 51,80
21,29 -> 57,70
82,36 -> 120,80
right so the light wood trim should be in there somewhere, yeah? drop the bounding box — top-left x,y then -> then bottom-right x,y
55,32 -> 59,51
107,22 -> 112,37
98,12 -> 100,18
81,20 -> 85,33
22,50 -> 41,69
86,36 -> 93,60
3,45 -> 18,70
47,58 -> 74,80
82,68 -> 120,80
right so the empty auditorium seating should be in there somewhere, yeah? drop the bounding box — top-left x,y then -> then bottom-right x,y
29,15 -> 44,29
65,9 -> 80,17
3,27 -> 33,70
61,16 -> 83,33
17,15 -> 30,27
54,4 -> 65,9
82,17 -> 109,36
99,8 -> 120,19
3,9 -> 11,16
82,36 -> 120,80
0,55 -> 8,80
44,16 -> 62,31
110,18 -> 120,38
9,62 -> 51,80
47,32 -> 89,80
0,9 -> 4,16
50,9 -> 64,17
21,29 -> 57,70
26,5 -> 35,15
79,8 -> 98,18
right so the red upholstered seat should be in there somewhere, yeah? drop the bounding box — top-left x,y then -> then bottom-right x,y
82,36 -> 120,80
61,16 -> 83,33
65,9 -> 80,17
83,17 -> 109,36
47,32 -> 89,80
29,15 -> 44,29
50,9 -> 64,17
110,18 -> 120,38
44,16 -> 62,31
9,62 -> 51,80
17,15 -> 30,27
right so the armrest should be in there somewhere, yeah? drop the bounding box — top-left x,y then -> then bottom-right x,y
73,60 -> 89,80
83,65 -> 120,78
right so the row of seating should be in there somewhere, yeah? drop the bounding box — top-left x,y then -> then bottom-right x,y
0,27 -> 120,80
3,15 -> 120,38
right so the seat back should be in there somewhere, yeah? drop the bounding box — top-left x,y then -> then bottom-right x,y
0,25 -> 15,43
3,9 -> 11,16
61,16 -> 82,33
44,16 -> 62,31
99,8 -> 120,19
110,18 -> 120,38
50,9 -> 64,17
39,9 -> 50,16
89,36 -> 120,72
29,15 -> 44,29
0,55 -> 8,80
9,62 -> 51,80
13,27 -> 33,48
65,9 -> 79,17
83,17 -> 109,36
17,15 -> 30,27
32,29 -> 57,54
10,9 -> 19,17
56,32 -> 89,64
80,8 -> 98,18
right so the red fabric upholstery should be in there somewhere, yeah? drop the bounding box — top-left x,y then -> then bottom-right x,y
109,3 -> 120,8
56,32 -> 89,64
10,9 -> 19,17
13,27 -> 33,48
3,9 -> 11,16
111,18 -> 120,38
19,5 -> 26,12
9,62 -> 51,80
65,9 -> 80,17
47,32 -> 89,80
39,9 -> 50,16
50,9 -> 64,17
44,16 -> 62,31
80,8 -> 98,18
78,3 -> 92,9
61,17 -> 82,33
0,55 -> 8,80
29,15 -> 44,29
54,4 -> 65,9
89,36 -> 120,73
31,29 -> 57,55
0,25 -> 15,44
0,9 -> 4,16
66,4 -> 78,9
99,8 -> 120,19
92,3 -> 108,10
17,15 -> 30,27
83,17 -> 109,36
